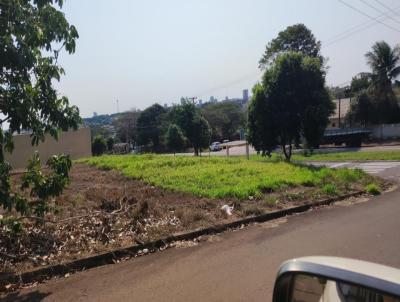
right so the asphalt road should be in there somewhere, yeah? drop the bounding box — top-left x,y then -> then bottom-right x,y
188,142 -> 400,157
2,168 -> 400,302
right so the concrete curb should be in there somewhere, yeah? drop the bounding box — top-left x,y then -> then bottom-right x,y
1,191 -> 364,291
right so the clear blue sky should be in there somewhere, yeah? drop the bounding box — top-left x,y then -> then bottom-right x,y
55,0 -> 400,117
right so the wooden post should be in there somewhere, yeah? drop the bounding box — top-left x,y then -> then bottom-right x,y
246,141 -> 250,160
226,146 -> 230,157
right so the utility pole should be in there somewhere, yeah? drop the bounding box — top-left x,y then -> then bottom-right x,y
338,97 -> 341,128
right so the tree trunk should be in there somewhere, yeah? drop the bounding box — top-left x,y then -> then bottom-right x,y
282,144 -> 292,162
194,147 -> 199,156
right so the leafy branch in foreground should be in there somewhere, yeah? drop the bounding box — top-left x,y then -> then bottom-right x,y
0,0 -> 80,224
0,153 -> 72,225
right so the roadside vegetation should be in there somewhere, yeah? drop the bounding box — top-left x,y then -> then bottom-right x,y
82,155 -> 376,200
291,150 -> 400,161
365,183 -> 381,195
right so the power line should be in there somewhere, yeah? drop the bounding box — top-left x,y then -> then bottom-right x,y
337,0 -> 400,33
374,0 -> 400,18
323,6 -> 400,47
358,0 -> 400,25
188,2 -> 399,100
195,71 -> 261,99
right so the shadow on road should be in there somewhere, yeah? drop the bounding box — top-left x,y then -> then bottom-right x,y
0,290 -> 51,302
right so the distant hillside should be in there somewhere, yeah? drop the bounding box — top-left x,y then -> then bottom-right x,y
83,113 -> 123,126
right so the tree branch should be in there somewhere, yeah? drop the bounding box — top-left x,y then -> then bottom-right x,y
0,116 -> 10,125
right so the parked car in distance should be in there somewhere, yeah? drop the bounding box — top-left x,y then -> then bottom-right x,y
209,142 -> 222,151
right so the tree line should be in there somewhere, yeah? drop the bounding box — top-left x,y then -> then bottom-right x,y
91,99 -> 246,156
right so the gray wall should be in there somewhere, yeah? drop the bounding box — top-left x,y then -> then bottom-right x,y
4,128 -> 91,170
370,124 -> 400,140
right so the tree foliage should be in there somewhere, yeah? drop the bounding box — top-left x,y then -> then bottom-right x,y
165,124 -> 186,154
22,153 -> 72,218
106,137 -> 115,151
247,83 -> 278,157
350,74 -> 371,95
0,152 -> 72,223
0,0 -> 80,219
170,100 -> 211,156
136,104 -> 167,152
259,24 -> 322,69
201,101 -> 245,141
346,93 -> 373,126
347,41 -> 400,125
113,110 -> 141,144
92,135 -> 107,156
366,41 -> 400,87
248,52 -> 334,160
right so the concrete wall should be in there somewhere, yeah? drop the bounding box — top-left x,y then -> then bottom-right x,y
4,127 -> 91,170
370,124 -> 400,140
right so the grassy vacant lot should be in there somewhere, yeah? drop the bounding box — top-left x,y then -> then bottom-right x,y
291,150 -> 400,161
2,155 -> 384,275
81,154 -> 375,200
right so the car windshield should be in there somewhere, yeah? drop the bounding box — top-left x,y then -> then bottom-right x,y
3,1 -> 400,301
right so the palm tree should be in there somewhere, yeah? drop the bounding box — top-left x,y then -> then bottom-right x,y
365,41 -> 400,123
365,41 -> 400,87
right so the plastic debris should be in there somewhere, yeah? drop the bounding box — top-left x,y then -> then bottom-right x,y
220,204 -> 234,216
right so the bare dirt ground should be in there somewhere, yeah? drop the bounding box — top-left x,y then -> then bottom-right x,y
0,163 -> 385,280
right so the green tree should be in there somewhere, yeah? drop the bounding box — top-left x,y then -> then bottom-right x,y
366,41 -> 400,87
350,74 -> 371,95
0,0 -> 80,217
248,52 -> 333,161
247,83 -> 278,157
165,124 -> 186,155
92,135 -> 107,156
201,101 -> 245,141
113,110 -> 141,143
106,137 -> 115,151
136,104 -> 167,152
365,41 -> 400,123
259,24 -> 322,69
345,93 -> 374,126
170,100 -> 211,156
191,116 -> 211,155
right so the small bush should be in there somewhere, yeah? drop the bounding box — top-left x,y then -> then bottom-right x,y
264,196 -> 278,206
321,184 -> 339,196
243,206 -> 264,217
365,183 -> 381,195
92,135 -> 107,156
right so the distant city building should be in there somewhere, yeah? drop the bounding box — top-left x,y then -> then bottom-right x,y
209,96 -> 217,103
93,112 -> 98,117
242,89 -> 249,102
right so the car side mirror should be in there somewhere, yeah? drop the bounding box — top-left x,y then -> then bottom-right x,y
273,257 -> 400,302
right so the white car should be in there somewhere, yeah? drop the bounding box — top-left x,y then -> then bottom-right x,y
209,142 -> 222,151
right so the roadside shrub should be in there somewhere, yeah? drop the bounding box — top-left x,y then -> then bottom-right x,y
264,196 -> 279,207
92,135 -> 107,156
243,206 -> 264,217
321,184 -> 339,196
106,137 -> 115,151
365,183 -> 381,195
